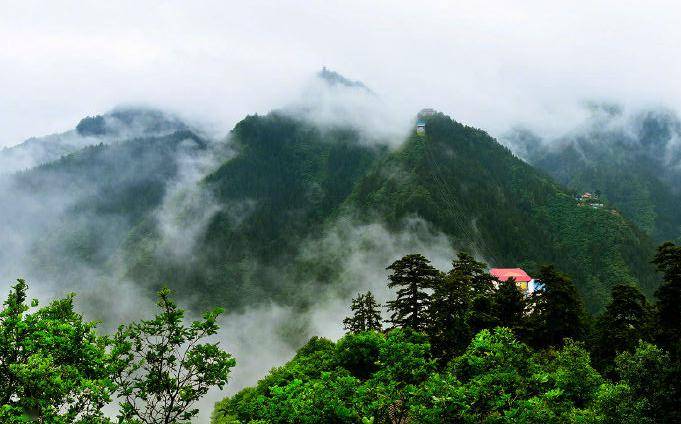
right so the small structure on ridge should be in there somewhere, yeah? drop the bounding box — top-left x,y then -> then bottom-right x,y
416,120 -> 426,135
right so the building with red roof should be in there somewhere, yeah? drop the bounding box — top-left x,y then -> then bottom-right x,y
490,268 -> 534,293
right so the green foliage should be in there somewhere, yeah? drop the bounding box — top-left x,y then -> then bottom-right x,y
0,280 -> 114,423
518,110 -> 681,243
223,326 -> 661,423
615,342 -> 680,422
76,115 -> 106,136
335,331 -> 384,380
548,340 -> 603,407
19,110 -> 661,316
111,287 -> 236,424
217,244 -> 680,423
492,278 -> 527,333
426,254 -> 476,364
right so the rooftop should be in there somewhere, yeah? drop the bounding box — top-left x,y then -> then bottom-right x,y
490,268 -> 532,283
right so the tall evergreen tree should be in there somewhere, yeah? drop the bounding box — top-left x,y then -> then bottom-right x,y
652,242 -> 681,356
451,252 -> 495,296
427,267 -> 472,364
527,265 -> 588,348
386,254 -> 441,332
492,277 -> 527,333
451,252 -> 496,334
592,284 -> 653,371
343,291 -> 383,333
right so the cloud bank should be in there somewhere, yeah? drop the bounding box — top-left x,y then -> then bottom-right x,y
2,1 -> 681,147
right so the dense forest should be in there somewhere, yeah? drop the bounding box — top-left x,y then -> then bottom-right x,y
212,242 -> 681,423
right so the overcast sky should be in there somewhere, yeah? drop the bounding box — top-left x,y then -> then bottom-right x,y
1,0 -> 680,147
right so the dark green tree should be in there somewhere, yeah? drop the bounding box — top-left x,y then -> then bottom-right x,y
652,241 -> 681,356
492,277 -> 527,333
0,279 -> 114,423
527,265 -> 588,348
112,287 -> 236,424
426,267 -> 472,364
450,252 -> 495,296
335,331 -> 385,380
386,254 -> 441,331
452,253 -> 496,335
342,291 -> 382,333
592,284 -> 653,371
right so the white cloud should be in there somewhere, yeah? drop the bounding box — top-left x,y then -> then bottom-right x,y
2,1 -> 680,146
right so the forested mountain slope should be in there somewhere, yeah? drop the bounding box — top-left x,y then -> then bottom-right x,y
1,105 -> 662,315
122,111 -> 659,312
347,113 -> 659,310
123,113 -> 388,309
504,106 -> 681,243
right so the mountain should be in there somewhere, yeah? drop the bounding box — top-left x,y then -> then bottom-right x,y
122,112 -> 388,309
317,67 -> 373,93
504,105 -> 681,243
0,107 -> 190,174
121,110 -> 659,312
0,81 -> 663,316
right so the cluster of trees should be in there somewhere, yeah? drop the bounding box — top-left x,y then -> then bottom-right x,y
0,281 -> 235,423
214,242 -> 681,423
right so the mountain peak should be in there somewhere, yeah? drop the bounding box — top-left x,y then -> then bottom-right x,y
76,107 -> 189,138
317,67 -> 373,93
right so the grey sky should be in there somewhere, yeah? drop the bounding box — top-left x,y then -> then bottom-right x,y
2,0 -> 680,147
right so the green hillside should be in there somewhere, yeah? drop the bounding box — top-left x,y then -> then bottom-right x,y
122,111 -> 660,312
123,113 -> 388,308
506,108 -> 681,243
3,108 -> 661,314
346,113 -> 658,310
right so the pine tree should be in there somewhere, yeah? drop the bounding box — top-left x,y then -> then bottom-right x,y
652,242 -> 681,356
592,284 -> 652,372
427,268 -> 472,364
362,291 -> 383,332
451,252 -> 495,296
386,254 -> 441,331
343,291 -> 383,333
527,265 -> 588,348
492,277 -> 527,333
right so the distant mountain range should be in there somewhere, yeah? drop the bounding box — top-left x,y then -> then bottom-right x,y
0,72 -> 667,316
0,107 -> 190,174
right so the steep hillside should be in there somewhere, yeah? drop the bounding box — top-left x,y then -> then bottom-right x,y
347,113 -> 659,310
123,113 -> 388,308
